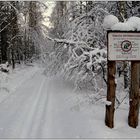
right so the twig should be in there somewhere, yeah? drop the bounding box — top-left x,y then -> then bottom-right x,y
115,92 -> 129,109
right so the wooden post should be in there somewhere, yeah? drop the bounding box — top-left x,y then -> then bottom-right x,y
128,61 -> 140,128
139,64 -> 140,88
105,61 -> 116,128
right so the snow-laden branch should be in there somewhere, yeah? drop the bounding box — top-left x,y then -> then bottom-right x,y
46,35 -> 92,50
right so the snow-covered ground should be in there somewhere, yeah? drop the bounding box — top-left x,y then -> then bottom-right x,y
0,64 -> 40,104
0,64 -> 139,139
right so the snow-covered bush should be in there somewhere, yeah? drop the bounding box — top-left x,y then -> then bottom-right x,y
62,46 -> 107,92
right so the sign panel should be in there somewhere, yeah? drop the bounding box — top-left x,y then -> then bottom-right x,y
108,31 -> 140,61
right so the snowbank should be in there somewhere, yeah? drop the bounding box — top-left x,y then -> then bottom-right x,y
0,62 -> 9,73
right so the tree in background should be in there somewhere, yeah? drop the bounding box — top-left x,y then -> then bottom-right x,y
9,1 -> 19,69
0,2 -> 9,64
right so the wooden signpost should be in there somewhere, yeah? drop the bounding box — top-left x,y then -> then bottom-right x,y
105,61 -> 116,128
128,61 -> 140,128
105,31 -> 140,128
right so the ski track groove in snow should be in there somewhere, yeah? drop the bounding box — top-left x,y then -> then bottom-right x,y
20,76 -> 46,138
34,82 -> 50,138
0,70 -> 49,138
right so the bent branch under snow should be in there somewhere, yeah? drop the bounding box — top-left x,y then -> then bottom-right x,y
46,36 -> 93,50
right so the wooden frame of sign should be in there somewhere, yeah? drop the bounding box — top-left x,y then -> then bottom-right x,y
105,31 -> 140,128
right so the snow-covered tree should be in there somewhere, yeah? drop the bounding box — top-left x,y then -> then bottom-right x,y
45,1 -> 140,102
46,1 -> 109,93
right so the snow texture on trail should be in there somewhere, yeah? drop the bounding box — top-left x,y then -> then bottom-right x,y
0,70 -> 47,138
0,64 -> 39,104
0,66 -> 140,138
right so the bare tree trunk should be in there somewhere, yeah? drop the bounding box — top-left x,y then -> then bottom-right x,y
10,1 -> 19,69
80,1 -> 83,14
0,2 -> 9,64
1,25 -> 8,63
28,1 -> 38,60
11,49 -> 15,69
123,62 -> 129,89
118,1 -> 127,22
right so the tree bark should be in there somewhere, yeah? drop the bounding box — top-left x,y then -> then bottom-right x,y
118,1 -> 127,22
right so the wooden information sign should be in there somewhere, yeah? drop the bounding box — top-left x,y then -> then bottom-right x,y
108,31 -> 140,61
105,31 -> 140,128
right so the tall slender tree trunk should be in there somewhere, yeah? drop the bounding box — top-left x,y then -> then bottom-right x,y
118,1 -> 127,22
10,1 -> 19,69
28,1 -> 37,59
0,2 -> 8,63
80,1 -> 83,14
1,26 -> 8,63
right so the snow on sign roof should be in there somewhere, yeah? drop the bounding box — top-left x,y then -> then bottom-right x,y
103,15 -> 140,31
103,15 -> 119,29
104,15 -> 140,61
107,31 -> 140,61
111,22 -> 135,31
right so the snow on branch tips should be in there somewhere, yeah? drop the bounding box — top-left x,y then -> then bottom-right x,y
46,35 -> 91,50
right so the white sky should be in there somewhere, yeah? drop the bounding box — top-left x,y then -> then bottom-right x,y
42,1 -> 55,27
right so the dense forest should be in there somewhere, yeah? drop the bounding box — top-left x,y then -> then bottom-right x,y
0,1 -> 140,98
1,1 -> 140,100
0,1 -> 46,68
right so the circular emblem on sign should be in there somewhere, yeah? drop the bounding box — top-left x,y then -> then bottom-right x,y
121,40 -> 132,52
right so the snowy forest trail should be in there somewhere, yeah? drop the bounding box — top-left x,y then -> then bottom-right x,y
0,67 -> 140,138
0,67 -> 93,138
0,68 -> 85,138
0,70 -> 49,138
